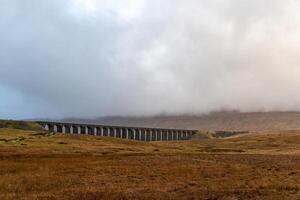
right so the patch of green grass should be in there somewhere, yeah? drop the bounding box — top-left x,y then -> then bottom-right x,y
192,131 -> 249,140
192,131 -> 214,139
0,120 -> 43,131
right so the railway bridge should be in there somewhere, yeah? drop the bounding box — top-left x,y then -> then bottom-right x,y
37,121 -> 198,142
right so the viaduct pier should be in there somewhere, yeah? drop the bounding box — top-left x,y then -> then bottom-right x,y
37,121 -> 198,142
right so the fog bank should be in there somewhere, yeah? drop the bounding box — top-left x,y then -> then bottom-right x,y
1,1 -> 300,119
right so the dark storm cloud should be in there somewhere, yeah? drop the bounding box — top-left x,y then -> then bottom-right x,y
1,0 -> 300,119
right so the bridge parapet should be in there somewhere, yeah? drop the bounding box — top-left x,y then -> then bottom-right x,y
36,121 -> 198,142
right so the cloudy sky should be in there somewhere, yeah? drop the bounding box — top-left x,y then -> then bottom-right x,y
1,0 -> 300,119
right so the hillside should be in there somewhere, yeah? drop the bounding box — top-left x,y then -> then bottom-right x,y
62,111 -> 300,132
0,120 -> 43,131
0,124 -> 300,199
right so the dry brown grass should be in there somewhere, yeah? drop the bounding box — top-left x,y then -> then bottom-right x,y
0,128 -> 300,200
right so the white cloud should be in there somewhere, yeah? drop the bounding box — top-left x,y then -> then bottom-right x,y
1,0 -> 300,119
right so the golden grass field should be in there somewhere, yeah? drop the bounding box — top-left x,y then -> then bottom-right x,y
0,125 -> 300,199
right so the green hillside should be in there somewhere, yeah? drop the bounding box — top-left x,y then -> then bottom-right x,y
0,120 -> 43,131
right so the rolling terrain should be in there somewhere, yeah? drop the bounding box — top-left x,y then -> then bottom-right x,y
0,121 -> 299,199
62,111 -> 300,132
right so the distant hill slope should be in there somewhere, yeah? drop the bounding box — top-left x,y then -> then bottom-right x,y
61,111 -> 300,132
0,120 -> 43,131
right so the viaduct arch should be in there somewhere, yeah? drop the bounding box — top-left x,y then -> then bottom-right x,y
37,121 -> 198,142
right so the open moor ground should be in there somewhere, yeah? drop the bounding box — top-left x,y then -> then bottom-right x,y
0,126 -> 300,200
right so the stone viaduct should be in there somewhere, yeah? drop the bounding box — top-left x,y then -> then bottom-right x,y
37,121 -> 198,142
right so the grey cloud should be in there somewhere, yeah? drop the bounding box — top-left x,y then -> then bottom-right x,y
1,0 -> 300,119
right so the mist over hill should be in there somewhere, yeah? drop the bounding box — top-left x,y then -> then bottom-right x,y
2,1 -> 300,119
58,111 -> 300,132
